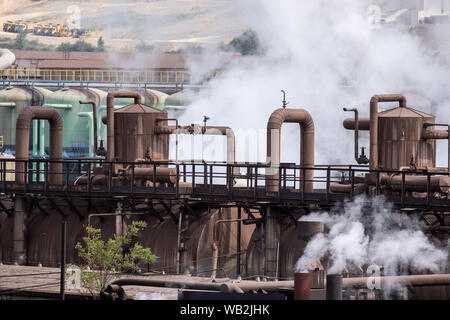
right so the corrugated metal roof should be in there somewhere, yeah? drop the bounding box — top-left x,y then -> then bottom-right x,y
379,106 -> 434,118
115,103 -> 165,114
12,50 -> 241,70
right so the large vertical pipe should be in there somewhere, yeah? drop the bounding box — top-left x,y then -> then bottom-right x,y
12,198 -> 26,265
237,207 -> 241,278
294,272 -> 311,300
326,274 -> 343,300
60,220 -> 66,300
14,106 -> 63,264
369,94 -> 407,170
106,91 -> 141,162
264,207 -> 280,278
115,203 -> 123,237
266,108 -> 315,193
176,212 -> 183,275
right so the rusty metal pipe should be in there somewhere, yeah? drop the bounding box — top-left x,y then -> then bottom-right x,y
15,106 -> 63,185
267,108 -> 315,193
381,175 -> 450,192
294,272 -> 311,300
123,167 -> 177,184
342,274 -> 450,289
422,129 -> 449,140
155,125 -> 236,164
424,123 -> 450,175
343,108 -> 362,164
79,100 -> 98,156
219,273 -> 450,293
111,278 -> 225,292
343,118 -> 370,130
370,94 -> 407,170
14,106 -> 63,265
106,91 -> 142,162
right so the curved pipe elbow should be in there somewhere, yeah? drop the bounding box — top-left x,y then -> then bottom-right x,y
266,108 -> 315,193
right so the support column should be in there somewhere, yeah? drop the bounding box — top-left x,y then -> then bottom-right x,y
13,197 -> 27,265
115,202 -> 123,237
264,207 -> 280,279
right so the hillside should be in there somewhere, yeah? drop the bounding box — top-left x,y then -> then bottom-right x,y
0,0 -> 247,52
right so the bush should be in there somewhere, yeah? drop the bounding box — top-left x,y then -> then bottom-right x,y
221,29 -> 263,55
135,40 -> 159,52
56,40 -> 98,52
75,220 -> 156,297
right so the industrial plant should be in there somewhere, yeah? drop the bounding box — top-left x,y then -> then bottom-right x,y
0,0 -> 449,303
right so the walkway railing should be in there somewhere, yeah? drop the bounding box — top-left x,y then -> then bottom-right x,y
0,158 -> 449,210
0,69 -> 221,84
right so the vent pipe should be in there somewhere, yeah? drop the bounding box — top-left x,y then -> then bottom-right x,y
266,108 -> 315,193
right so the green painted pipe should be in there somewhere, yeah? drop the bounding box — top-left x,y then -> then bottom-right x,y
39,120 -> 45,181
42,104 -> 72,109
77,112 -> 94,158
32,119 -> 38,182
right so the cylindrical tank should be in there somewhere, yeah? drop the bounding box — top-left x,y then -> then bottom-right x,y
0,86 -> 52,151
164,90 -> 196,118
378,107 -> 436,170
44,87 -> 104,157
139,206 -> 254,277
141,89 -> 168,110
0,199 -> 254,279
114,103 -> 169,162
245,221 -> 309,279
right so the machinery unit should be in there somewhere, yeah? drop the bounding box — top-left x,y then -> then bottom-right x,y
0,92 -> 448,299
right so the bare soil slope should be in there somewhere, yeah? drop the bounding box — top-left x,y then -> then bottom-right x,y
0,0 -> 246,51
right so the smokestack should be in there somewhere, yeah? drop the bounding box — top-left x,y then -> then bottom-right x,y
294,272 -> 311,300
326,274 -> 343,300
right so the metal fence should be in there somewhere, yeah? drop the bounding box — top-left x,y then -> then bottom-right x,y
0,69 -> 220,84
1,158 -> 449,210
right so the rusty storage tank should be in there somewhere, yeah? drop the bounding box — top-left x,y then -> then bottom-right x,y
114,103 -> 169,162
378,106 -> 435,170
0,86 -> 52,151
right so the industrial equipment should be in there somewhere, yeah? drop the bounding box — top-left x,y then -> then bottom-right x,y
0,91 -> 448,300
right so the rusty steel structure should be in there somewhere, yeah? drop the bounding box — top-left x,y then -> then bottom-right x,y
0,91 -> 449,300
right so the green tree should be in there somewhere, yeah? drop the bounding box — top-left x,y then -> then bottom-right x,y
75,220 -> 156,297
56,40 -> 97,52
14,30 -> 27,50
135,40 -> 158,52
97,36 -> 105,52
221,29 -> 263,55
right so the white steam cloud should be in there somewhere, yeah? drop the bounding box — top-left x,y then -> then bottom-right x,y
178,0 -> 450,165
295,195 -> 448,276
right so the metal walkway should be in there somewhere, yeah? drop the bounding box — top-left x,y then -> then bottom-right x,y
1,159 -> 450,214
0,68 -> 219,85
